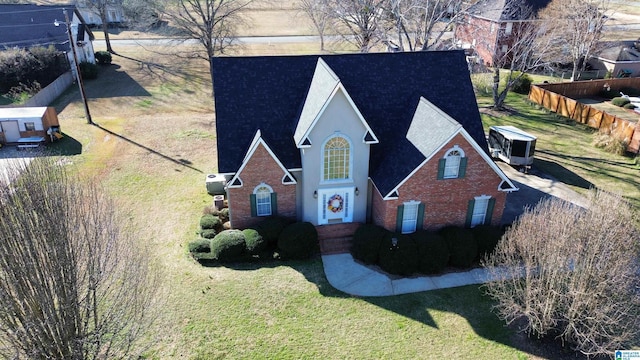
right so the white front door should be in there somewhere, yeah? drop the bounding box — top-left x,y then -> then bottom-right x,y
1,121 -> 20,143
318,187 -> 354,225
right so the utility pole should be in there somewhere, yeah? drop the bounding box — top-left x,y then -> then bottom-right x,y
63,9 -> 93,125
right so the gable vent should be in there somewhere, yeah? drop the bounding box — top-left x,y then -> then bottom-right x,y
364,131 -> 376,143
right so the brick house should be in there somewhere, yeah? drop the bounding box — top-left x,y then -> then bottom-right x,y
454,0 -> 551,66
212,51 -> 518,235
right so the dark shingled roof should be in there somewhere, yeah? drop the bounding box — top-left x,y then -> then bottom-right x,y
468,0 -> 552,21
213,51 -> 487,196
0,4 -> 92,51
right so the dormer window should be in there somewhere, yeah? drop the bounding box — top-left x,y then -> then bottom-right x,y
323,135 -> 351,181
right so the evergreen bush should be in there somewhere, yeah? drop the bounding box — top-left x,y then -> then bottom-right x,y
439,226 -> 478,268
200,229 -> 217,239
378,233 -> 419,276
624,103 -> 636,109
351,224 -> 388,264
471,225 -> 503,259
253,216 -> 292,246
188,238 -> 211,253
242,228 -> 267,255
210,230 -> 246,262
510,72 -> 533,94
79,61 -> 98,80
277,222 -> 318,260
611,97 -> 630,107
412,230 -> 449,274
94,51 -> 112,65
200,214 -> 222,230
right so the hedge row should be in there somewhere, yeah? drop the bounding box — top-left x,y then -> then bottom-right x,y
189,216 -> 319,262
351,224 -> 504,276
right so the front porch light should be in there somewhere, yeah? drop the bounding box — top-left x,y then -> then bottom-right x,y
313,190 -> 318,199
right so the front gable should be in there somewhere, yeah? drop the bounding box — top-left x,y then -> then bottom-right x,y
294,58 -> 378,148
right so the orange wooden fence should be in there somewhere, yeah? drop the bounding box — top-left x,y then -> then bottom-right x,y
529,82 -> 640,154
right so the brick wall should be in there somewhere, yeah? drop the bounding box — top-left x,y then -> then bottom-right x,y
315,222 -> 362,241
372,133 -> 507,231
228,143 -> 297,229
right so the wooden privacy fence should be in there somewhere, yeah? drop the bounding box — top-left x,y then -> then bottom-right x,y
529,82 -> 640,154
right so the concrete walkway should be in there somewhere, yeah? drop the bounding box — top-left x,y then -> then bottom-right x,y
320,163 -> 587,297
322,253 -> 495,296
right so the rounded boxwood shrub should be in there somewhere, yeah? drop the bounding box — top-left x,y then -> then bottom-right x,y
471,225 -> 503,259
378,233 -> 419,276
624,102 -> 636,109
277,222 -> 318,260
242,228 -> 267,255
94,51 -> 112,65
439,226 -> 478,268
200,228 -> 217,239
188,238 -> 211,253
253,216 -> 293,246
351,224 -> 389,264
611,97 -> 630,107
79,61 -> 98,79
200,214 -> 222,230
412,230 -> 449,274
211,230 -> 246,262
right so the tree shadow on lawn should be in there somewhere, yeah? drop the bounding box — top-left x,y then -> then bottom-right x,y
197,256 -> 593,359
532,157 -> 594,190
93,124 -> 203,173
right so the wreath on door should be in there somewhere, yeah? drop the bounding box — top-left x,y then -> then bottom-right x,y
327,194 -> 343,213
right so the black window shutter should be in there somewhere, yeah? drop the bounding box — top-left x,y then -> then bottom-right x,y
250,194 -> 257,217
270,192 -> 278,216
416,203 -> 425,230
395,205 -> 404,233
484,197 -> 496,225
465,199 -> 475,227
437,158 -> 446,180
458,157 -> 468,178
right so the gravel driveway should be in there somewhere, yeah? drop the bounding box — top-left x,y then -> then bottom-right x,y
0,145 -> 36,184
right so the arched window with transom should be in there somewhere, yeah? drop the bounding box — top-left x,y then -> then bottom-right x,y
250,183 -> 276,217
438,145 -> 467,180
323,135 -> 351,182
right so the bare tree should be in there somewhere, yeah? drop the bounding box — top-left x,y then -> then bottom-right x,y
168,0 -> 253,85
327,0 -> 387,52
299,0 -> 332,51
83,0 -> 120,53
384,0 -> 466,51
483,190 -> 640,357
0,158 -> 160,359
123,0 -> 167,30
537,0 -> 610,81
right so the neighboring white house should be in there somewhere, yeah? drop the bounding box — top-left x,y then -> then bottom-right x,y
75,0 -> 125,27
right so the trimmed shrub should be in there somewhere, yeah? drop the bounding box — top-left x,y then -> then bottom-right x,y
200,214 -> 222,230
378,233 -> 419,276
624,102 -> 636,109
243,228 -> 267,255
203,205 -> 219,216
188,238 -> 211,253
611,97 -> 630,107
210,230 -> 246,262
412,230 -> 449,274
200,229 -> 217,239
218,208 -> 230,223
277,222 -> 318,260
79,61 -> 98,80
511,72 -> 533,94
351,224 -> 389,264
94,51 -> 112,65
439,226 -> 478,268
471,225 -> 503,259
252,216 -> 292,246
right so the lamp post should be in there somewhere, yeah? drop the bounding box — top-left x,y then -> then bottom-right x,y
58,9 -> 93,125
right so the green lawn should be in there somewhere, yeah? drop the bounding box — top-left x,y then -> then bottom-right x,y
42,42 -> 640,358
477,93 -> 640,208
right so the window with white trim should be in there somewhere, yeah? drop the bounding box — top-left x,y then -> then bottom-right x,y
254,184 -> 273,217
505,22 -> 513,35
401,201 -> 419,234
471,195 -> 490,227
323,135 -> 351,181
443,146 -> 466,179
25,122 -> 35,131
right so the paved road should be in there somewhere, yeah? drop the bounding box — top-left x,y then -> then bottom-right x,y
96,35 -> 332,48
